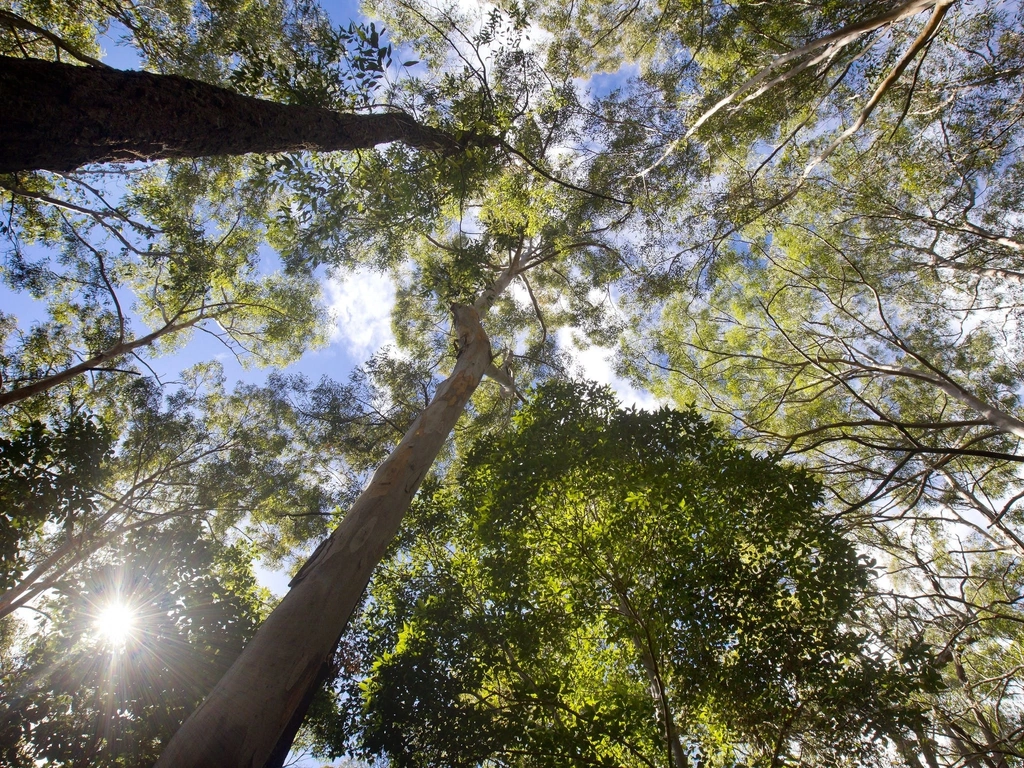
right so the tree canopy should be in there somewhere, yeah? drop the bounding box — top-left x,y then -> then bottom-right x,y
1,0 -> 1023,765
0,522 -> 267,766
328,382 -> 938,768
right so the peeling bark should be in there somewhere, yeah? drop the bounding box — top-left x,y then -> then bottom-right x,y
0,56 -> 467,172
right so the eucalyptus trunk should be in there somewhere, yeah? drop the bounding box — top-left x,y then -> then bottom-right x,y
155,303 -> 492,768
0,56 -> 464,172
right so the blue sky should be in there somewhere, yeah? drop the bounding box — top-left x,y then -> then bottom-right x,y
5,0 -> 654,408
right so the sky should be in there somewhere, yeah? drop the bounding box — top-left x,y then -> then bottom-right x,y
12,4 -> 1017,766
79,0 -> 657,409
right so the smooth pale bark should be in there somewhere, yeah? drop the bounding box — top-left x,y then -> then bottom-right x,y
639,0 -> 950,176
693,0 -> 948,133
812,356 -> 1024,439
155,303 -> 492,768
876,363 -> 1024,439
0,56 -> 466,172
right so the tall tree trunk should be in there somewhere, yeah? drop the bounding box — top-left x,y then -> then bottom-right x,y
0,56 -> 466,172
261,658 -> 334,768
155,303 -> 493,768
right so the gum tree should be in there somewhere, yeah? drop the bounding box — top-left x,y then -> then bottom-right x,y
0,0 -> 492,407
156,5 -> 650,757
0,523 -> 268,766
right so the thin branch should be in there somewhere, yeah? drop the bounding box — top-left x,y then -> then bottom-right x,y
0,9 -> 110,68
0,314 -> 203,406
519,273 -> 548,346
637,0 -> 947,176
500,139 -> 632,206
801,0 -> 953,179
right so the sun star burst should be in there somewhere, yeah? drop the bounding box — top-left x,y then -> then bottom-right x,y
95,602 -> 135,646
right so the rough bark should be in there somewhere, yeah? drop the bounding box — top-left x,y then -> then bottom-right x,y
155,303 -> 492,768
0,56 -> 466,172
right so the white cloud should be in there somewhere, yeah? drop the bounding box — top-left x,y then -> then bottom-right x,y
448,0 -> 553,52
556,327 -> 662,411
324,268 -> 396,358
507,278 -> 531,309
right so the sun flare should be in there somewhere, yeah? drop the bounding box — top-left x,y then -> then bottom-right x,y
95,602 -> 135,646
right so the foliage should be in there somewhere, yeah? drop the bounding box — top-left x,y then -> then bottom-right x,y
636,197 -> 1024,532
0,0 -> 448,410
325,383 -> 938,767
0,523 -> 268,767
0,367 -> 376,621
1,0 -> 389,95
0,414 -> 111,591
866,521 -> 1024,767
2,0 -> 1024,765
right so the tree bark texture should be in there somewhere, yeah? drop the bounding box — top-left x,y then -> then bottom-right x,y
155,303 -> 492,768
0,56 -> 463,172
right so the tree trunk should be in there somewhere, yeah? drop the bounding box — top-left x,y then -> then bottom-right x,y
260,658 -> 334,768
0,56 -> 465,172
614,593 -> 688,768
155,303 -> 492,768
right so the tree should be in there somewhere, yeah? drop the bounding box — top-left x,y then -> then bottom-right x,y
0,55 -> 471,173
151,1 -> 1019,761
864,516 -> 1024,768
2,26 -> 605,755
0,0 -> 494,406
156,7 -> 648,751
4,1 -> 1023,766
563,3 -> 1024,762
0,0 -> 492,174
320,382 -> 937,767
0,170 -> 326,408
626,123 -> 1024,543
0,368 -> 357,621
524,0 -> 1024,275
152,301 -> 493,767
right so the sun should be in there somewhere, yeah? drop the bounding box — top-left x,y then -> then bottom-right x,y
95,602 -> 136,646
